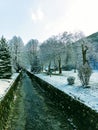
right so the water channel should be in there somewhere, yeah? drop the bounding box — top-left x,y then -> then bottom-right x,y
5,72 -> 77,130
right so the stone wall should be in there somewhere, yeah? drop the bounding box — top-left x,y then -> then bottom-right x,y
27,71 -> 98,130
0,72 -> 21,130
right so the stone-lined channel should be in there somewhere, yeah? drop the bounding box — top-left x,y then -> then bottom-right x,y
5,72 -> 77,130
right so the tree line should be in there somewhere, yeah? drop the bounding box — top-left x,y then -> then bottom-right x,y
0,31 -> 98,82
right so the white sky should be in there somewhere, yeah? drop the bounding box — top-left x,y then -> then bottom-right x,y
0,0 -> 98,43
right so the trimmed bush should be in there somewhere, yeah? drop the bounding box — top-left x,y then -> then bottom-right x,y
78,63 -> 92,87
67,76 -> 75,85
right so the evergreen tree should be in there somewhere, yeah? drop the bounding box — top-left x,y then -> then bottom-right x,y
0,36 -> 12,78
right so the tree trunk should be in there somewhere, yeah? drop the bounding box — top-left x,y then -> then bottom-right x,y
82,44 -> 88,65
54,58 -> 57,73
74,64 -> 76,73
41,64 -> 43,72
58,56 -> 62,74
48,61 -> 51,76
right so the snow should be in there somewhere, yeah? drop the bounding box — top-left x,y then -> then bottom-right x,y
35,70 -> 98,112
0,73 -> 19,101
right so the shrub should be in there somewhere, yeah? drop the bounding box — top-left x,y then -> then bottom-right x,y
78,63 -> 92,87
67,76 -> 75,85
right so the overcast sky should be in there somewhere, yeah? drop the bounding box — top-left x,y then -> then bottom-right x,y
0,0 -> 98,44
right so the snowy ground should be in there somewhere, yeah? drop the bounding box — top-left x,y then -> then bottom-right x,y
35,70 -> 98,112
0,73 -> 19,101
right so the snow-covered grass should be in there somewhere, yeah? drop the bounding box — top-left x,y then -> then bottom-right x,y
35,70 -> 98,112
0,73 -> 19,101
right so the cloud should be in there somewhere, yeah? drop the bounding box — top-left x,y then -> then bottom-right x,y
32,8 -> 44,22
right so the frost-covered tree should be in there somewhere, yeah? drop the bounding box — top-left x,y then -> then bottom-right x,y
73,31 -> 85,42
40,39 -> 51,67
39,31 -> 87,74
52,37 -> 65,74
31,55 -> 41,73
8,36 -> 24,72
60,31 -> 85,71
25,39 -> 39,71
0,36 -> 12,78
86,33 -> 98,70
78,41 -> 92,87
78,63 -> 92,87
40,36 -> 65,74
40,40 -> 53,73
